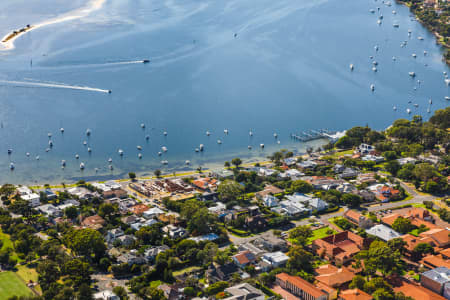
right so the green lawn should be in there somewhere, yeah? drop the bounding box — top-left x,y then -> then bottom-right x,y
0,271 -> 32,298
326,150 -> 353,158
409,229 -> 420,237
150,280 -> 162,288
0,229 -> 22,262
16,265 -> 41,294
307,227 -> 336,245
173,266 -> 202,276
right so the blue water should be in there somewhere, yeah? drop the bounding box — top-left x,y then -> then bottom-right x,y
0,0 -> 448,184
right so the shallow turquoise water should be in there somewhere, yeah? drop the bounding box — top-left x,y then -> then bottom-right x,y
0,0 -> 448,184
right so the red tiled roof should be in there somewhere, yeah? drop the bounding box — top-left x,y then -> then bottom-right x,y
382,213 -> 401,226
315,267 -> 355,288
340,289 -> 373,300
276,273 -> 327,298
81,215 -> 105,228
420,228 -> 450,247
131,204 -> 150,215
393,280 -> 446,300
441,248 -> 450,258
344,210 -> 363,223
315,264 -> 338,275
421,254 -> 450,269
233,251 -> 255,265
401,234 -> 436,252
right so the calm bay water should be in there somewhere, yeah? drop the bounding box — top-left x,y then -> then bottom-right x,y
0,0 -> 448,184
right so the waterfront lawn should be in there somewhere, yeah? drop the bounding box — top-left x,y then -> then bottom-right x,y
0,271 -> 32,298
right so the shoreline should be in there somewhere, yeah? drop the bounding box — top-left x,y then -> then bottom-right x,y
396,0 -> 450,65
0,0 -> 106,51
23,139 -> 329,189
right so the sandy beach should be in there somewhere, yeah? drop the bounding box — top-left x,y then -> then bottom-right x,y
0,0 -> 106,51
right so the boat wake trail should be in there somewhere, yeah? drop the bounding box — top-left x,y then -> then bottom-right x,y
0,80 -> 111,94
38,60 -> 150,70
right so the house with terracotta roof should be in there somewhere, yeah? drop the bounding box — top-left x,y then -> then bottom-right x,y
370,185 -> 400,202
401,234 -> 438,258
255,185 -> 283,200
232,251 -> 257,268
392,278 -> 446,300
339,289 -> 372,300
81,215 -> 106,230
192,177 -> 218,191
441,248 -> 450,259
344,210 -> 373,229
312,231 -> 368,265
419,228 -> 450,248
421,254 -> 450,269
315,265 -> 355,289
275,273 -> 328,300
382,208 -> 436,229
130,204 -> 150,216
